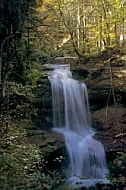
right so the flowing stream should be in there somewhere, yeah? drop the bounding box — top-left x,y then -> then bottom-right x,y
47,64 -> 109,188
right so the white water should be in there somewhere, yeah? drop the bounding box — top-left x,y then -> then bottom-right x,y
47,64 -> 109,188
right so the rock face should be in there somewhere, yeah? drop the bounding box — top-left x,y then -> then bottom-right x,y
48,57 -> 78,65
74,48 -> 126,159
92,107 -> 126,158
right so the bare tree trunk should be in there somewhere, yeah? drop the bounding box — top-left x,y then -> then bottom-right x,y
0,55 -> 2,114
76,0 -> 80,50
0,44 -> 3,112
120,24 -> 125,47
102,0 -> 111,47
114,23 -> 119,46
0,36 -> 11,111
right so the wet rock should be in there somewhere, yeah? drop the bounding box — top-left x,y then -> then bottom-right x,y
48,57 -> 78,65
72,68 -> 89,80
90,68 -> 104,80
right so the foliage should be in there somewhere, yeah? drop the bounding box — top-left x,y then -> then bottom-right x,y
47,0 -> 126,55
0,76 -> 64,189
0,0 -> 37,109
9,82 -> 34,99
0,120 -> 39,189
108,153 -> 126,188
25,171 -> 64,190
25,69 -> 40,85
0,117 -> 65,189
38,49 -> 63,64
8,82 -> 35,118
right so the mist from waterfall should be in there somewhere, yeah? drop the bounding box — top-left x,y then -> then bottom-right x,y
48,64 -> 109,188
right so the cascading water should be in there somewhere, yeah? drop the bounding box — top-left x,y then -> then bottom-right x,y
47,64 -> 109,188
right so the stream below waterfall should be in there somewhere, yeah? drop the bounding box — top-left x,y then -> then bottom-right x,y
46,63 -> 110,188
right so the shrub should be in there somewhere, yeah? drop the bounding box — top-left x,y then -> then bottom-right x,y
108,153 -> 126,188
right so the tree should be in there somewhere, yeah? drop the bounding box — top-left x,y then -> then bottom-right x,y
51,0 -> 126,56
0,0 -> 36,111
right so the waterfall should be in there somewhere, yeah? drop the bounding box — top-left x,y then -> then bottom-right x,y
47,64 -> 109,188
